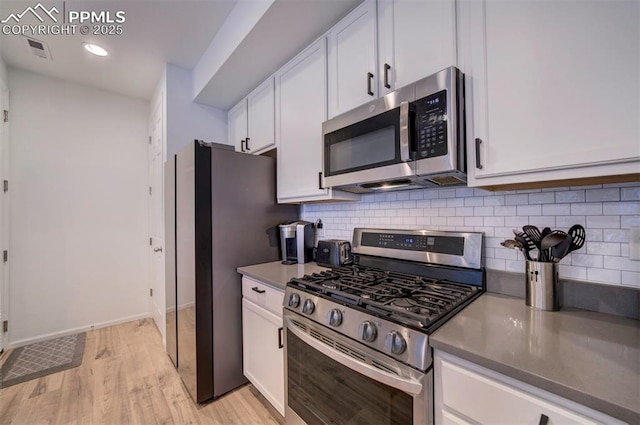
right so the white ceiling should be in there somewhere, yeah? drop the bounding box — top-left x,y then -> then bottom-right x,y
0,0 -> 237,100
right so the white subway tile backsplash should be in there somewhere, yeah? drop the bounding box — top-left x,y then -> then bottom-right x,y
302,182 -> 640,288
587,268 -> 621,284
621,187 -> 640,201
559,265 -> 587,281
543,204 -> 571,215
586,188 -> 620,202
516,205 -> 542,216
464,197 -> 484,207
505,194 -> 529,205
555,190 -> 585,203
586,215 -> 620,229
446,198 -> 464,208
483,195 -> 505,206
602,202 -> 640,215
571,254 -> 604,268
586,242 -> 621,256
528,192 -> 555,204
474,207 -> 494,216
621,271 -> 640,287
571,203 -> 602,215
603,256 -> 640,272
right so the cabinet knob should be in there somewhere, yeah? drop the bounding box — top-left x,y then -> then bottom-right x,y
367,72 -> 374,96
538,414 -> 549,425
245,137 -> 251,151
475,138 -> 483,169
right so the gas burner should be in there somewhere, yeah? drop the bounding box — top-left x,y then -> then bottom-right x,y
322,280 -> 340,290
390,298 -> 421,313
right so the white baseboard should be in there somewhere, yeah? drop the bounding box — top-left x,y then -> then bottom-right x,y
7,312 -> 151,349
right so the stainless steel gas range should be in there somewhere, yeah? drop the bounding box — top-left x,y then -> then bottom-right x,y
283,228 -> 485,425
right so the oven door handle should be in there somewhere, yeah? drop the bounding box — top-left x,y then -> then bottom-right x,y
287,321 -> 423,396
399,101 -> 411,162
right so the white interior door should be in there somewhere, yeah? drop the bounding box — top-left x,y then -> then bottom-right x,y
0,89 -> 8,352
149,98 -> 165,343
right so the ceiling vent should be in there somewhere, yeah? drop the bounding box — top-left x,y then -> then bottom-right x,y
22,37 -> 53,61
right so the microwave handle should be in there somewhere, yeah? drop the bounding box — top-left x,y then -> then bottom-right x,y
286,318 -> 423,395
399,101 -> 411,162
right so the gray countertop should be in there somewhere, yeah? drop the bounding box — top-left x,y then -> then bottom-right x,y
237,261 -> 328,291
431,293 -> 640,424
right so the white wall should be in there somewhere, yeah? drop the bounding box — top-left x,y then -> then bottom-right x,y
7,68 -> 150,346
166,63 -> 228,158
302,183 -> 640,289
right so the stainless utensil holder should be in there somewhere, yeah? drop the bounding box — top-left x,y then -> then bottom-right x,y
525,261 -> 559,311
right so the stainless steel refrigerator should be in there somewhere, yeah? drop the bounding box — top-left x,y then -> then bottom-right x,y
164,140 -> 298,404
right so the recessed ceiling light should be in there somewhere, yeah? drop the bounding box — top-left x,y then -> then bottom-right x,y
83,43 -> 108,57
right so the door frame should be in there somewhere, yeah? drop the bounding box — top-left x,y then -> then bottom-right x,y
148,94 -> 165,344
0,86 -> 10,352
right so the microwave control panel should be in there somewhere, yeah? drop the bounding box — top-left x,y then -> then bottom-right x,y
414,90 -> 448,159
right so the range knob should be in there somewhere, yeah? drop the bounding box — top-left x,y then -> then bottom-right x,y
302,299 -> 315,315
288,293 -> 300,308
328,309 -> 342,327
359,321 -> 377,342
385,331 -> 407,355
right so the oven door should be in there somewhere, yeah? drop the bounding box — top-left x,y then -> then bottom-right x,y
284,310 -> 432,425
322,85 -> 416,192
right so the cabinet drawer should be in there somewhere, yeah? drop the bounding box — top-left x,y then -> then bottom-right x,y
441,359 -> 598,425
242,276 -> 284,317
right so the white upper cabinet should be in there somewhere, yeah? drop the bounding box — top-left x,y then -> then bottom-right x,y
377,0 -> 456,95
227,77 -> 275,154
276,38 -> 360,203
328,0 -> 378,118
228,98 -> 248,153
461,0 -> 640,187
247,78 -> 276,154
328,0 -> 458,118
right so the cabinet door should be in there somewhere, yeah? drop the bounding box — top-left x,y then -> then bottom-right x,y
242,298 -> 284,415
327,0 -> 378,118
228,99 -> 248,153
276,38 -> 329,201
464,0 -> 640,184
247,78 -> 276,154
378,0 -> 456,95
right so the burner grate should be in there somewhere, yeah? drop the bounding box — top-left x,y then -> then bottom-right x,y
289,264 -> 480,329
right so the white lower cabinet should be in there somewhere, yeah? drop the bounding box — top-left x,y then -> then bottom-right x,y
434,350 -> 625,425
241,277 -> 284,415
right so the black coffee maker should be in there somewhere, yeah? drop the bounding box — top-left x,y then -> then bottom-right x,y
279,221 -> 315,264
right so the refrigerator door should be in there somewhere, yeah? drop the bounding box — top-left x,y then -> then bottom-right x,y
210,147 -> 298,397
164,156 -> 177,368
175,143 -> 202,402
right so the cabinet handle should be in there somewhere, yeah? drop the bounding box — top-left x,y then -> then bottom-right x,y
278,327 -> 284,349
318,171 -> 323,190
538,414 -> 549,425
241,139 -> 246,152
475,138 -> 483,169
251,286 -> 266,294
367,72 -> 374,96
245,137 -> 251,151
384,64 -> 391,89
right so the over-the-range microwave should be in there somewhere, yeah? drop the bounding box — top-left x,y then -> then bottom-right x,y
322,66 -> 466,193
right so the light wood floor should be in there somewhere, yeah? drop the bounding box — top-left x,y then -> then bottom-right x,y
0,319 -> 285,425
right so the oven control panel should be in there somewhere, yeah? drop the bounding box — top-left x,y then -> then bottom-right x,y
361,231 -> 465,256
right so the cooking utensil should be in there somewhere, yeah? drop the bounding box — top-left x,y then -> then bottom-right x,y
501,239 -> 524,251
515,232 -> 537,261
523,225 -> 544,260
551,234 -> 572,262
566,224 -> 586,255
540,230 -> 567,262
541,227 -> 552,238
